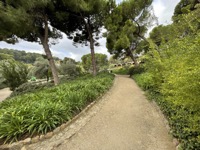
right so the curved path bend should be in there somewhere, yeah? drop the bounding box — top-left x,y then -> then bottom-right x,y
27,75 -> 175,150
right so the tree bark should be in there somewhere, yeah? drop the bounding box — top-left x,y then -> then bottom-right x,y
128,48 -> 139,67
41,15 -> 59,85
89,34 -> 97,76
85,20 -> 97,76
133,19 -> 148,43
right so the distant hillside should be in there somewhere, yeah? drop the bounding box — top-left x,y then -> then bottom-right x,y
0,48 -> 60,64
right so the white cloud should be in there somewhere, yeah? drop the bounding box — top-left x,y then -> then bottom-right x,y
0,0 -> 180,61
153,0 -> 180,25
152,0 -> 166,19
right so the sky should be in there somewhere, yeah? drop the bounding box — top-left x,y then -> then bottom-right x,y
0,0 -> 180,61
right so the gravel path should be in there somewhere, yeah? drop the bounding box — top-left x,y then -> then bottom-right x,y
27,75 -> 175,150
0,88 -> 12,102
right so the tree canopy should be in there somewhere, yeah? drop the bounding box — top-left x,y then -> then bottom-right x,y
49,0 -> 110,76
104,0 -> 153,66
0,0 -> 63,85
173,0 -> 200,17
81,53 -> 108,72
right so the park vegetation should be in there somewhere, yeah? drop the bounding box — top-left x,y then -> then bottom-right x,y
132,2 -> 200,149
0,0 -> 199,149
0,73 -> 114,143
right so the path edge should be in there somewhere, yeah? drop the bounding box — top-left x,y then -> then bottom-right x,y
0,76 -> 116,150
150,99 -> 180,150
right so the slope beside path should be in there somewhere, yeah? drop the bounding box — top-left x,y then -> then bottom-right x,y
27,75 -> 175,150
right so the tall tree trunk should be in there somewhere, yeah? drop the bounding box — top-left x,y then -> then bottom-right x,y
41,15 -> 59,85
85,21 -> 97,76
89,34 -> 97,76
128,48 -> 138,67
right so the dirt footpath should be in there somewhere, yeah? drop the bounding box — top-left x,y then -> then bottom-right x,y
0,88 -> 12,102
27,75 -> 175,150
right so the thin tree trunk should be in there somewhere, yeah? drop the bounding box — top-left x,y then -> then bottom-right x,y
128,48 -> 138,67
41,15 -> 59,85
85,20 -> 97,76
89,35 -> 97,76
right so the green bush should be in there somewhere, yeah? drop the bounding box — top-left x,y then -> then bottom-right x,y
60,63 -> 81,77
10,74 -> 90,98
10,82 -> 54,97
59,75 -> 75,83
0,60 -> 28,90
112,67 -> 129,75
133,33 -> 200,149
0,77 -> 7,89
129,66 -> 145,76
133,72 -> 155,91
0,73 -> 114,143
0,83 -> 7,89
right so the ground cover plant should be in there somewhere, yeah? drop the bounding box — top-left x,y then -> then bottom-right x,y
0,73 -> 114,143
132,32 -> 200,149
10,75 -> 77,98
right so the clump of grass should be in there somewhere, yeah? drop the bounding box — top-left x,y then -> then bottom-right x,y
0,73 -> 114,143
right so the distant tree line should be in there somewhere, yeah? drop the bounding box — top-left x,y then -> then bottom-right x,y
0,48 -> 60,64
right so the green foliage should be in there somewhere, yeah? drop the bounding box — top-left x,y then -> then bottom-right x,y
10,82 -> 54,98
59,62 -> 81,77
59,75 -> 76,83
0,1 -> 31,43
133,6 -> 200,149
129,65 -> 145,76
51,0 -> 110,76
0,60 -> 28,90
133,32 -> 200,150
173,0 -> 199,21
104,0 -> 153,62
30,76 -> 36,81
149,25 -> 176,46
81,53 -> 108,72
0,53 -> 13,60
30,57 -> 50,80
52,0 -> 107,47
0,79 -> 7,90
63,57 -> 76,64
0,73 -> 114,143
0,49 -> 43,64
133,73 -> 155,91
112,67 -> 129,75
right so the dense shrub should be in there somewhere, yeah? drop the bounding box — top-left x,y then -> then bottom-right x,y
0,73 -> 114,143
59,63 -> 81,76
10,82 -> 54,97
133,33 -> 200,149
129,65 -> 145,76
59,75 -> 75,83
0,60 -> 28,90
112,65 -> 144,77
0,83 -> 7,89
10,74 -> 90,98
112,66 -> 130,75
0,77 -> 7,89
